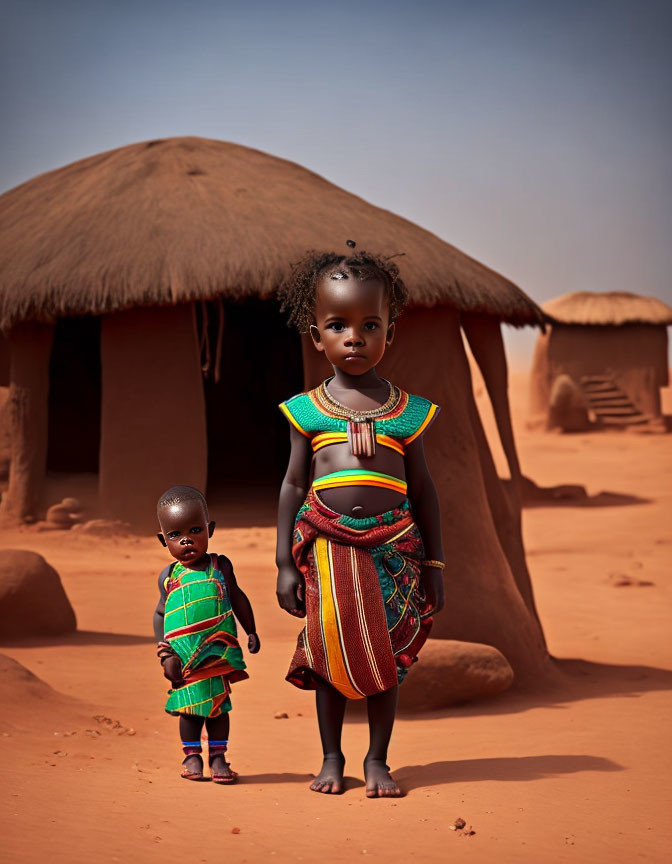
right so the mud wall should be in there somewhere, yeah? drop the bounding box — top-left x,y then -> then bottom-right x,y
530,324 -> 669,417
0,323 -> 54,518
99,304 -> 206,528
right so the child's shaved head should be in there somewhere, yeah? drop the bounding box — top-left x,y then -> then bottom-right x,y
157,485 -> 208,520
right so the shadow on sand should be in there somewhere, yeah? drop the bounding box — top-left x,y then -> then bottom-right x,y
239,758 -> 621,791
395,753 -> 623,790
503,477 -> 652,508
0,630 -> 154,648
457,657 -> 672,715
239,773 -> 365,790
523,490 -> 651,508
346,657 -> 672,723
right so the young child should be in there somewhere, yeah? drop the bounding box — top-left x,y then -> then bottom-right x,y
153,485 -> 260,783
275,249 -> 445,798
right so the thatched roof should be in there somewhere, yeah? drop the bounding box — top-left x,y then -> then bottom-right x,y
0,137 -> 544,330
544,291 -> 672,327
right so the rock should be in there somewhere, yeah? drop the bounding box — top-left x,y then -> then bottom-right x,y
274,711 -> 289,719
397,639 -> 514,712
45,497 -> 84,529
547,374 -> 590,432
0,549 -> 76,637
515,475 -> 588,505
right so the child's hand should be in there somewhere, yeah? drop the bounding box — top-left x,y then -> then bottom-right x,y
276,565 -> 306,618
156,641 -> 174,663
157,642 -> 185,687
162,654 -> 185,687
247,633 -> 261,653
421,565 -> 445,614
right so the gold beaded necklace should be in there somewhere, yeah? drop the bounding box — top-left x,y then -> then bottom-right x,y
315,378 -> 400,457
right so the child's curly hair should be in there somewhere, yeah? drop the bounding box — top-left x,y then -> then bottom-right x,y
278,250 -> 409,333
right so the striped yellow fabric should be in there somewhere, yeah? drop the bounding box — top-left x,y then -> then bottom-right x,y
312,469 -> 407,495
311,431 -> 405,455
314,537 -> 363,700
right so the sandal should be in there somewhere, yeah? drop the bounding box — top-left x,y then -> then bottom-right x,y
209,753 -> 238,784
181,753 -> 205,781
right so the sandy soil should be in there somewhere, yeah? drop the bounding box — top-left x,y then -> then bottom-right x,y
1,371 -> 671,864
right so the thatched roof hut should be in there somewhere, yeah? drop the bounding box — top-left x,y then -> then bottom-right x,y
0,136 -> 543,330
530,290 -> 672,428
543,291 -> 672,327
0,137 -> 550,681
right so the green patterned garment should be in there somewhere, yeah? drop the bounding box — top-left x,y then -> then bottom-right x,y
163,554 -> 248,717
279,385 -> 439,442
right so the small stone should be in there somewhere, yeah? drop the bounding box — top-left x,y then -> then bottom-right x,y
231,827 -> 241,835
274,712 -> 289,719
453,818 -> 466,830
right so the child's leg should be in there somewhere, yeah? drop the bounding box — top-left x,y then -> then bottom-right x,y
179,714 -> 205,780
311,685 -> 347,794
364,685 -> 402,798
205,713 -> 236,783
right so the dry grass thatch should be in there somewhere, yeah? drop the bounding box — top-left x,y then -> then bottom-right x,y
0,137 -> 544,330
544,291 -> 672,327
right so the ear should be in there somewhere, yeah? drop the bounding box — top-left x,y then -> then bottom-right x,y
309,324 -> 325,353
157,533 -> 167,547
208,521 -> 216,537
386,322 -> 395,346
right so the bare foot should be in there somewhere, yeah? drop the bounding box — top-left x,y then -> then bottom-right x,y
310,753 -> 345,794
364,758 -> 402,798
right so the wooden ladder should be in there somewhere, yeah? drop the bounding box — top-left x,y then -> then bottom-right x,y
579,375 -> 648,426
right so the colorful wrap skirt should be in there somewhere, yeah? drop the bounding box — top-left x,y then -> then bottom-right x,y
164,554 -> 248,718
287,490 -> 434,699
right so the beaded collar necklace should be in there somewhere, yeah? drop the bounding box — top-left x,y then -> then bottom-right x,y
315,378 -> 401,457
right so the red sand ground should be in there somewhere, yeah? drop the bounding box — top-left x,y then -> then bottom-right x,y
1,371 -> 671,863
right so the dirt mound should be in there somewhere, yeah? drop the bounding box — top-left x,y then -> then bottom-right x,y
398,639 -> 514,711
548,374 -> 590,432
0,549 -> 76,637
0,652 -> 84,732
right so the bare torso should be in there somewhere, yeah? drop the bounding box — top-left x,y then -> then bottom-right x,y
312,441 -> 407,517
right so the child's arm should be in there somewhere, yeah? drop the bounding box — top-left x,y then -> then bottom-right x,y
275,424 -> 312,617
153,603 -> 165,642
405,436 -> 445,614
153,567 -> 185,686
152,568 -> 169,641
218,556 -> 260,654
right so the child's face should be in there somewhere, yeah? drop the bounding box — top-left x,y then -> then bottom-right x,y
310,275 -> 394,374
156,499 -> 214,566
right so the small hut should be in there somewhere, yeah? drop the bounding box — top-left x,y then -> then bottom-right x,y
530,291 -> 672,428
0,137 -> 552,682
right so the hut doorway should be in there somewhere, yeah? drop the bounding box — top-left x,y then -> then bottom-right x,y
47,316 -> 101,473
200,298 -> 303,510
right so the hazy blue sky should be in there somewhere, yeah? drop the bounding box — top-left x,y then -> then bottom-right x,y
2,0 -> 670,362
